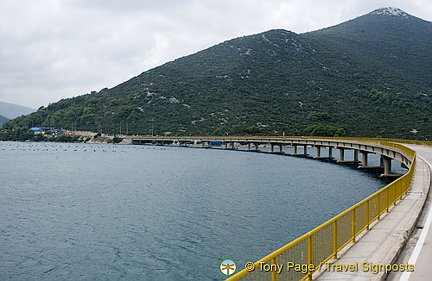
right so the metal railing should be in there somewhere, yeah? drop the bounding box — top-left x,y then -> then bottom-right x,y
226,141 -> 416,281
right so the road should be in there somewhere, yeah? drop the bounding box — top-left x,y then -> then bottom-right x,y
316,144 -> 432,281
388,145 -> 432,281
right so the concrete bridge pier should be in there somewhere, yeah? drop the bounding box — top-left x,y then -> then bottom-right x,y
361,151 -> 368,166
379,155 -> 400,178
291,144 -> 308,156
178,141 -> 188,147
358,151 -> 385,170
315,146 -> 322,158
314,146 -> 334,159
247,142 -> 259,151
198,140 -> 209,147
338,148 -> 345,162
383,156 -> 391,175
224,142 -> 236,150
337,148 -> 361,163
270,143 -> 283,154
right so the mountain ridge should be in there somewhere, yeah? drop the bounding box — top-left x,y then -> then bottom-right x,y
306,7 -> 432,87
3,8 -> 432,140
0,114 -> 9,127
370,7 -> 412,17
0,101 -> 36,120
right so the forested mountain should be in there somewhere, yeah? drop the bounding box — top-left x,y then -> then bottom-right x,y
306,7 -> 432,87
3,7 -> 432,139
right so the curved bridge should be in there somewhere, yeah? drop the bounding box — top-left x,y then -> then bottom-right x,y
132,136 -> 414,178
131,136 -> 427,280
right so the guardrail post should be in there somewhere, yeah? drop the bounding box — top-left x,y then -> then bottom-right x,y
333,221 -> 338,259
352,209 -> 356,243
394,182 -> 398,206
386,189 -> 390,213
366,200 -> 370,230
308,234 -> 313,281
397,182 -> 400,203
272,258 -> 277,281
377,193 -> 381,221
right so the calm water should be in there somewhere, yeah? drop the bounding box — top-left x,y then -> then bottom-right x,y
0,141 -> 400,280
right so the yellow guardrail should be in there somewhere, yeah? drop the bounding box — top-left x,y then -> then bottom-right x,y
226,140 -> 416,281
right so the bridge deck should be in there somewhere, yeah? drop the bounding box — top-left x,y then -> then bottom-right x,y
315,144 -> 432,281
388,145 -> 432,281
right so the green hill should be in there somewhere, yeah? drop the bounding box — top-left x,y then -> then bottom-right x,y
3,7 -> 432,140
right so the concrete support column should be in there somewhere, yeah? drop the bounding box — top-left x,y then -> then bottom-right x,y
247,143 -> 251,150
293,145 -> 298,155
354,149 -> 359,162
339,148 -> 345,161
270,144 -> 274,153
316,146 -> 322,158
279,144 -> 283,153
329,147 -> 333,158
254,143 -> 259,151
225,142 -> 235,149
382,156 -> 392,175
304,145 -> 308,155
361,151 -> 368,166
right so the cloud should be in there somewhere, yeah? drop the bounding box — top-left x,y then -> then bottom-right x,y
0,0 -> 431,108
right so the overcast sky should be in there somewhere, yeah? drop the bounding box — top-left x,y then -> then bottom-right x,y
1,0 -> 431,109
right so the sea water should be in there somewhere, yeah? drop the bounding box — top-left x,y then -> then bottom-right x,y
0,141 -> 400,280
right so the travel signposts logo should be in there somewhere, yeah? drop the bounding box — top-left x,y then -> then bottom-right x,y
220,259 -> 237,276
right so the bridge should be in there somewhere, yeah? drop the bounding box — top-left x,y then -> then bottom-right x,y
132,136 -> 412,177
131,136 -> 431,280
